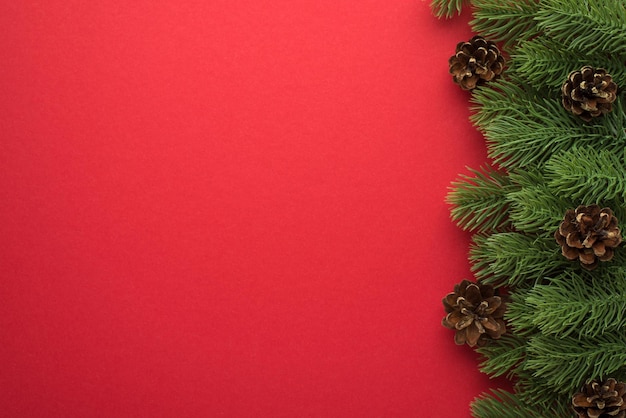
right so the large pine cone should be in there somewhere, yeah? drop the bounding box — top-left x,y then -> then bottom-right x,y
562,66 -> 618,122
449,36 -> 505,90
555,205 -> 622,270
442,279 -> 506,347
572,378 -> 626,418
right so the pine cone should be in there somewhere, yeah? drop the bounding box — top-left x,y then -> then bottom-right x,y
555,205 -> 622,270
572,378 -> 626,418
441,279 -> 506,347
449,36 -> 505,90
562,66 -> 618,122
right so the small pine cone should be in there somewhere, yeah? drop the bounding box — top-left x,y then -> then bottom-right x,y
555,205 -> 622,270
572,378 -> 626,418
562,66 -> 618,122
441,279 -> 506,347
449,36 -> 505,90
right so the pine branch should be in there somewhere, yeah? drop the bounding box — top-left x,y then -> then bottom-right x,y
469,0 -> 541,48
536,0 -> 626,56
430,0 -> 468,18
507,169 -> 572,233
471,79 -> 626,172
518,271 -> 626,339
511,37 -> 626,89
525,333 -> 626,394
447,166 -> 515,233
504,288 -> 539,336
512,374 -> 575,411
470,389 -> 570,418
469,76 -> 539,128
545,145 -> 626,203
485,106 -> 626,170
470,233 -> 567,287
476,333 -> 526,379
484,115 -> 595,170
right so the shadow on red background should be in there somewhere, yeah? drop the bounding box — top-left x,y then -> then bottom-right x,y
1,1 -> 509,416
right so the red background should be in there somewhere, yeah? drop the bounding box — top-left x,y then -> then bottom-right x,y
1,1 -> 500,416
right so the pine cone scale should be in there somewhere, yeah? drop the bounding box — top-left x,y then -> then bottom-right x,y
479,316 -> 500,332
464,283 -> 482,304
465,322 -> 482,347
566,232 -> 586,248
592,241 -> 606,256
482,296 -> 501,314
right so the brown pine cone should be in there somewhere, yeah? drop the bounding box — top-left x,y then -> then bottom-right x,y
562,66 -> 618,122
572,378 -> 626,418
555,205 -> 622,270
449,36 -> 505,90
442,279 -> 506,347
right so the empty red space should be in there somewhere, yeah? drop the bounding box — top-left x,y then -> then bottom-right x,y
1,1 -> 502,416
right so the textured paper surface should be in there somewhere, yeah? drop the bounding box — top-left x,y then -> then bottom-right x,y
1,1 -> 498,416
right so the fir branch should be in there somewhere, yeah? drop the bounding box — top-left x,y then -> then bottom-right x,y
525,333 -> 626,394
430,0 -> 468,18
536,0 -> 626,56
545,146 -> 626,203
470,233 -> 566,287
520,271 -> 626,339
472,83 -> 585,169
469,76 -> 539,128
484,113 -> 602,170
476,333 -> 526,379
484,97 -> 626,170
512,374 -> 576,412
469,0 -> 540,48
507,170 -> 572,233
470,389 -> 570,418
471,62 -> 626,173
504,288 -> 539,336
507,185 -> 570,233
511,37 -> 626,89
447,166 -> 515,233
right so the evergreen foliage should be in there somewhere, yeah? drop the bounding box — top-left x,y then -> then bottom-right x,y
469,233 -> 565,287
430,0 -> 467,18
512,37 -> 626,89
469,0 -> 540,47
431,0 -> 626,415
513,272 -> 626,339
470,389 -> 572,417
447,166 -> 514,233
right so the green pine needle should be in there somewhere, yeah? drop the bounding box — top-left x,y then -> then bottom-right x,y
506,169 -> 572,233
471,389 -> 570,418
512,37 -> 626,89
525,333 -> 626,393
447,166 -> 515,233
545,145 -> 626,203
476,333 -> 526,379
430,0 -> 467,18
518,271 -> 626,339
470,0 -> 540,48
470,233 -> 566,287
536,0 -> 626,56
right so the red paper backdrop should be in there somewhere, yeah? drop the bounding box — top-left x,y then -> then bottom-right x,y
1,1 -> 504,416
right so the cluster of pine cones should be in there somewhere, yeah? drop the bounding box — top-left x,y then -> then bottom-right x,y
449,37 -> 618,122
